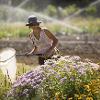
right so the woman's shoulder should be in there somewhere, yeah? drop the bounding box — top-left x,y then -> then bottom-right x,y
28,31 -> 33,36
41,26 -> 48,31
41,27 -> 50,33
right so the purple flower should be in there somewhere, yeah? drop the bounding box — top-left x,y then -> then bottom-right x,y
78,67 -> 86,75
22,89 -> 29,95
60,77 -> 67,84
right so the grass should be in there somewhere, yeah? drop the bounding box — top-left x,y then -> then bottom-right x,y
0,17 -> 100,39
0,22 -> 30,39
70,17 -> 100,35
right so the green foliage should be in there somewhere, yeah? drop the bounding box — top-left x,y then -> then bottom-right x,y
64,5 -> 79,17
0,23 -> 29,38
45,5 -> 57,17
85,6 -> 97,15
46,23 -> 62,33
45,22 -> 80,35
0,6 -> 8,21
44,4 -> 79,19
71,17 -> 100,35
0,17 -> 100,38
0,70 -> 11,100
16,63 -> 33,77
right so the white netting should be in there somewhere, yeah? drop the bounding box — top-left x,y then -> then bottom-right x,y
0,48 -> 17,83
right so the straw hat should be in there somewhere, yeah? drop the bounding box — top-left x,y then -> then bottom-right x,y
26,15 -> 41,26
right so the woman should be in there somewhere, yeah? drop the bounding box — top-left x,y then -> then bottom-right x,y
26,15 -> 58,65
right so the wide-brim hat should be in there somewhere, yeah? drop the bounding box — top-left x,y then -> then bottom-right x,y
26,15 -> 41,26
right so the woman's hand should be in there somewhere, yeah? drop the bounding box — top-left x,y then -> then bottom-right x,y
42,50 -> 52,58
25,52 -> 32,56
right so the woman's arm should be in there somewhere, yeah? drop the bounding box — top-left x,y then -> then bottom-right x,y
44,29 -> 58,55
28,32 -> 34,45
27,46 -> 37,55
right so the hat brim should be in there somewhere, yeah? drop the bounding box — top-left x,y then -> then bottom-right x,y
26,21 -> 41,26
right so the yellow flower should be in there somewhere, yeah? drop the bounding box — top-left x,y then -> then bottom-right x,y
68,97 -> 73,100
78,96 -> 82,100
74,94 -> 86,99
84,85 -> 89,89
55,92 -> 60,96
86,97 -> 93,100
84,85 -> 91,92
74,94 -> 79,97
55,92 -> 60,100
80,94 -> 86,98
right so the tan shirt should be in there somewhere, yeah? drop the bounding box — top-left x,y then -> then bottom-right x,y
29,29 -> 53,54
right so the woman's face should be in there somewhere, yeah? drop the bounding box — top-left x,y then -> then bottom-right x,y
29,25 -> 39,30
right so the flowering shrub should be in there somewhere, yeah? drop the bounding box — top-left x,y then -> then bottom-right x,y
7,66 -> 44,100
7,55 -> 100,100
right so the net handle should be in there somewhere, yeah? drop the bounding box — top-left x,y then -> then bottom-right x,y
0,54 -> 42,62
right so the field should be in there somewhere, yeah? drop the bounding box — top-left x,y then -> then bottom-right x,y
0,17 -> 100,39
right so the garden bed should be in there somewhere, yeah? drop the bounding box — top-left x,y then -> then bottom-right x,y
7,55 -> 100,100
